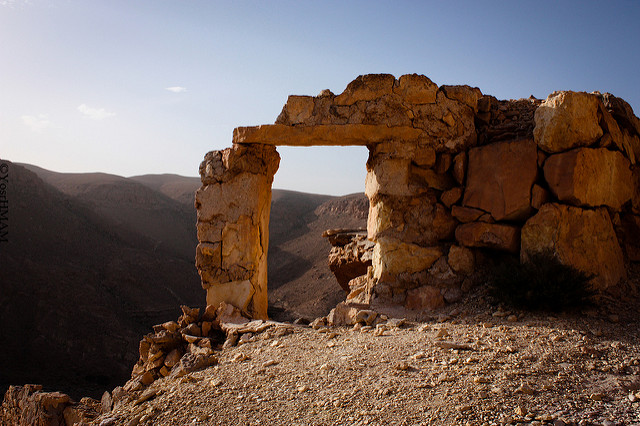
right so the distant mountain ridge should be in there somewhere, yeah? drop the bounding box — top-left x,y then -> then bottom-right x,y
129,173 -> 201,205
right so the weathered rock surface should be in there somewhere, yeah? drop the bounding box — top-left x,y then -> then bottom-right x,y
521,203 -> 625,290
531,184 -> 550,210
463,138 -> 538,221
405,285 -> 445,310
325,232 -> 374,292
534,91 -> 603,153
393,73 -> 438,104
455,222 -> 520,253
234,124 -> 425,146
326,302 -> 361,326
334,73 -> 396,106
0,384 -> 90,426
476,96 -> 541,144
345,274 -> 373,304
447,245 -> 475,275
543,147 -> 633,211
372,238 -> 442,281
451,205 -> 487,223
367,195 -> 457,246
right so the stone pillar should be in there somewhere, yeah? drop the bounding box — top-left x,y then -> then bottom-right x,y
195,143 -> 280,319
365,141 -> 458,308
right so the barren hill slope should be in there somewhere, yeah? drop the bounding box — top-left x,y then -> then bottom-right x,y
3,162 -> 366,399
20,164 -> 197,260
1,162 -> 203,399
129,174 -> 201,205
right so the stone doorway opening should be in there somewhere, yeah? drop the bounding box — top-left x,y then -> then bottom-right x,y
266,146 -> 370,322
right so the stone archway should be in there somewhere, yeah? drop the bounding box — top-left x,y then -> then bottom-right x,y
195,74 -> 637,319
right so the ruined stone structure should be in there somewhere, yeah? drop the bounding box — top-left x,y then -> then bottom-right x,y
195,74 -> 640,319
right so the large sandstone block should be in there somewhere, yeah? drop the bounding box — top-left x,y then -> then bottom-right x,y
327,236 -> 373,292
200,144 -> 280,184
440,85 -> 482,112
365,158 -> 412,198
206,280 -> 255,313
367,140 -> 436,166
278,95 -> 315,125
598,92 -> 640,164
623,129 -> 640,165
393,74 -> 438,104
196,174 -> 271,223
521,203 -> 625,290
372,238 -> 442,280
233,123 -> 424,146
326,302 -> 360,326
409,166 -> 455,191
543,147 -> 633,211
447,245 -> 474,275
455,222 -> 520,253
534,91 -> 603,153
597,101 -> 626,155
367,195 -> 456,246
334,74 -> 396,106
463,138 -> 538,221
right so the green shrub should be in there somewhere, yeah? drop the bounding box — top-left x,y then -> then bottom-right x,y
488,251 -> 595,311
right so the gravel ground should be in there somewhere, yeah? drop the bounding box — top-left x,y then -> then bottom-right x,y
94,291 -> 640,426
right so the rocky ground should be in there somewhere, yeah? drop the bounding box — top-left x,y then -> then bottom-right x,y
86,285 -> 640,426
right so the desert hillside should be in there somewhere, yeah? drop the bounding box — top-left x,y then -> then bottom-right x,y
1,161 -> 364,399
1,162 -> 203,398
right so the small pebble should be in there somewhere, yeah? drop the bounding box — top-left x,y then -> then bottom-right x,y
436,328 -> 449,338
516,383 -> 535,395
395,362 -> 409,371
514,405 -> 527,416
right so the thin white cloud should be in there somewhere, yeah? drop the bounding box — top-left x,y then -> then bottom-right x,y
21,114 -> 51,132
165,86 -> 187,93
0,0 -> 32,8
77,104 -> 116,120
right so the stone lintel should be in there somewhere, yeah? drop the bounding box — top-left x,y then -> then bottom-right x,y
233,124 -> 424,146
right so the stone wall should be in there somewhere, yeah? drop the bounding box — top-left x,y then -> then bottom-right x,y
196,74 -> 640,318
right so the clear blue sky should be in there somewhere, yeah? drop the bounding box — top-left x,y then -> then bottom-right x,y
2,0 -> 639,195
